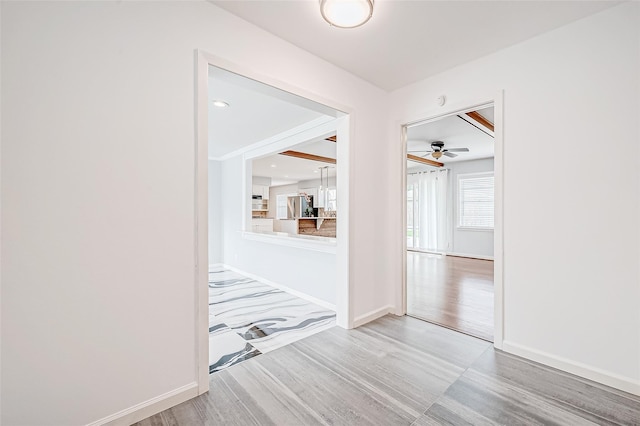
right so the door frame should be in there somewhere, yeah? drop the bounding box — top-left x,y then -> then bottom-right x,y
195,50 -> 355,393
398,92 -> 504,349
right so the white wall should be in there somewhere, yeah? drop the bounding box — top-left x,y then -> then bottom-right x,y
450,158 -> 494,258
1,1 -> 389,425
222,157 -> 336,304
390,2 -> 640,393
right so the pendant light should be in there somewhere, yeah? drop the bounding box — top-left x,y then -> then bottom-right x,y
320,0 -> 374,29
318,166 -> 324,209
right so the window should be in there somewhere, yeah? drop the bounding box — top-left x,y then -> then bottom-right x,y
326,188 -> 337,212
458,172 -> 494,229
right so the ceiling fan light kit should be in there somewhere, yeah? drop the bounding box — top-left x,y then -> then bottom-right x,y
408,140 -> 471,161
320,0 -> 374,29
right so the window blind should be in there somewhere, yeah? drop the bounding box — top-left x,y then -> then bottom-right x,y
458,174 -> 494,228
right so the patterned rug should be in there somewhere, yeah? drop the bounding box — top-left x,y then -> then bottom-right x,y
209,268 -> 336,373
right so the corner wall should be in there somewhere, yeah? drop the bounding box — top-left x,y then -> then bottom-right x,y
390,2 -> 640,393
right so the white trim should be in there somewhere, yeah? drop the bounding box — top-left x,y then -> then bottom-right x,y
244,117 -> 338,160
209,116 -> 334,161
398,91 -> 505,350
397,124 -> 408,317
88,382 -> 198,426
502,341 -> 640,396
353,305 -> 394,328
493,90 -> 505,349
407,248 -> 446,256
215,264 -> 337,311
242,231 -> 337,254
335,114 -> 352,329
195,51 -> 210,395
446,252 -> 494,261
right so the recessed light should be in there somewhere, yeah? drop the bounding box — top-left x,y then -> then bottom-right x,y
284,175 -> 289,178
270,164 -> 277,168
314,170 -> 319,173
212,100 -> 229,108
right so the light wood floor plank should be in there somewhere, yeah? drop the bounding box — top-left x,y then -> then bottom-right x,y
134,315 -> 640,426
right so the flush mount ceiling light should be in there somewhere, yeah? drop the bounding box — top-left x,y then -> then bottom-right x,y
212,100 -> 229,108
320,0 -> 374,29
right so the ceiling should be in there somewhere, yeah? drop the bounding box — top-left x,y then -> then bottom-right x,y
407,106 -> 494,170
252,139 -> 337,186
208,65 -> 335,158
211,1 -> 618,91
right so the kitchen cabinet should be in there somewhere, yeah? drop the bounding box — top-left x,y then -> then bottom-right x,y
252,184 -> 269,200
251,218 -> 273,233
251,198 -> 268,211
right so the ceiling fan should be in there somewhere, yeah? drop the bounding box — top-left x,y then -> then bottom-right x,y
409,141 -> 469,159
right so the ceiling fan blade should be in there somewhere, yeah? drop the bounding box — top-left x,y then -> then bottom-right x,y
446,148 -> 469,152
408,150 -> 432,153
443,152 -> 458,158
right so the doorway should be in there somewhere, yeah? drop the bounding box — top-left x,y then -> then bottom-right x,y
196,51 -> 353,388
402,101 -> 502,344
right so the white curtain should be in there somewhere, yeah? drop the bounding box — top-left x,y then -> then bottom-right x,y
411,169 -> 451,252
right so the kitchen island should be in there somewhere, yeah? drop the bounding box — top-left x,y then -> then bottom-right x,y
297,217 -> 336,238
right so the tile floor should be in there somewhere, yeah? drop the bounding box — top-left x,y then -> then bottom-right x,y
208,268 -> 336,373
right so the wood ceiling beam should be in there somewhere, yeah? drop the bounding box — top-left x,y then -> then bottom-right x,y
279,150 -> 336,164
325,135 -> 337,143
465,111 -> 494,132
407,154 -> 444,168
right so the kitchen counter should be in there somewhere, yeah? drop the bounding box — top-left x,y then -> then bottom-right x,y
293,216 -> 336,219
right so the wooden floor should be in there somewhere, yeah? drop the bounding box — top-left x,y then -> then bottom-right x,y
407,252 -> 494,341
136,315 -> 640,426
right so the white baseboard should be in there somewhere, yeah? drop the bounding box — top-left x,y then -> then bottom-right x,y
353,305 -> 394,328
446,252 -> 494,261
502,340 -> 640,396
88,382 -> 199,426
212,264 -> 336,311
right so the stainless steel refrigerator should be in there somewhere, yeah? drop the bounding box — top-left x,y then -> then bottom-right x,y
286,195 -> 313,218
